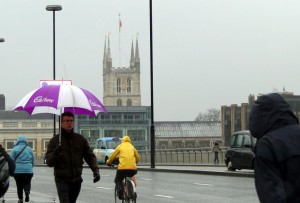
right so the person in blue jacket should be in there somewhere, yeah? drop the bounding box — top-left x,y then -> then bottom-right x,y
249,93 -> 300,203
10,135 -> 34,203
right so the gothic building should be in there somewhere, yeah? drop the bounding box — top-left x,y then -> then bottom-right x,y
102,37 -> 141,106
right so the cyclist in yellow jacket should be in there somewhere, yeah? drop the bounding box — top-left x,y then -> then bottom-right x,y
106,135 -> 140,200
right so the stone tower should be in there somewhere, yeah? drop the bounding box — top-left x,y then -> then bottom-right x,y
103,36 -> 141,106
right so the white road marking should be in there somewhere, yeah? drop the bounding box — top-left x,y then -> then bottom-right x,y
193,183 -> 214,186
155,195 -> 174,199
139,178 -> 152,181
97,186 -> 112,190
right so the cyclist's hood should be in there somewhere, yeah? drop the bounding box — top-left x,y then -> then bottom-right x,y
14,135 -> 28,146
122,136 -> 131,143
249,93 -> 299,139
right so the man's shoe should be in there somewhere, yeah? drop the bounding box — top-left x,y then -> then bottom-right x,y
118,191 -> 124,200
18,200 -> 23,203
25,192 -> 30,202
118,195 -> 124,200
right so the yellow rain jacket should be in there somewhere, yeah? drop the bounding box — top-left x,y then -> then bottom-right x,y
107,136 -> 140,170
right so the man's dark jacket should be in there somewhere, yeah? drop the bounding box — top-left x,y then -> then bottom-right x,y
46,128 -> 98,181
249,93 -> 300,203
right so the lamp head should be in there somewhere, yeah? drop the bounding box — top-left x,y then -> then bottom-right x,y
46,5 -> 62,11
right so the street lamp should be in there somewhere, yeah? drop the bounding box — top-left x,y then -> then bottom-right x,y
0,38 -> 4,43
46,5 -> 62,136
149,0 -> 155,168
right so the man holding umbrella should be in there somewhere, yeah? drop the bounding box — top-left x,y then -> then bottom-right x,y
46,112 -> 100,203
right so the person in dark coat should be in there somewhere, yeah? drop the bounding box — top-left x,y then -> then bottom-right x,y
249,93 -> 300,203
46,112 -> 100,203
0,144 -> 15,198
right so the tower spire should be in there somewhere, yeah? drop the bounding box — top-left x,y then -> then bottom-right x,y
135,34 -> 140,62
107,35 -> 112,60
130,39 -> 135,67
103,35 -> 107,61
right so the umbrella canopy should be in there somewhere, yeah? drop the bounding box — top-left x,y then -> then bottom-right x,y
14,84 -> 107,116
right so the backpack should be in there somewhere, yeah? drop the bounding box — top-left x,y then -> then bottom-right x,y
0,156 -> 10,198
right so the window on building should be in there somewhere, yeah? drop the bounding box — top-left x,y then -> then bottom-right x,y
22,122 -> 37,127
3,122 -> 18,127
112,114 -> 121,124
127,78 -> 131,93
5,140 -> 35,151
117,99 -> 122,106
100,114 -> 110,124
127,99 -> 132,106
41,122 -> 53,128
43,140 -> 50,151
28,140 -> 35,150
104,130 -> 122,138
128,130 -> 146,141
117,78 -> 121,93
124,115 -> 134,124
5,140 -> 14,150
90,130 -> 99,141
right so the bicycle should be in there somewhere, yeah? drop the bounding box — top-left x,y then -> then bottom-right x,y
115,176 -> 137,203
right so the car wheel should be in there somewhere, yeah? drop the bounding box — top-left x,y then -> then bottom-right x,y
227,159 -> 236,171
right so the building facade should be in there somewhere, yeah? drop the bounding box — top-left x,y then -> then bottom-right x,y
0,94 -> 5,110
221,91 -> 300,146
0,111 -> 57,156
103,37 -> 141,107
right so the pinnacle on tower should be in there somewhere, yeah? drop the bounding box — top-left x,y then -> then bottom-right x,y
135,37 -> 140,62
103,36 -> 107,62
107,36 -> 112,60
130,39 -> 135,67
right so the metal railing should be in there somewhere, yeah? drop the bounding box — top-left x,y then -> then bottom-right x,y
138,147 -> 227,165
35,147 -> 228,165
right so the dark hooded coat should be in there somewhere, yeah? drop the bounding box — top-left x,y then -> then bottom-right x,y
249,93 -> 300,203
46,128 -> 98,181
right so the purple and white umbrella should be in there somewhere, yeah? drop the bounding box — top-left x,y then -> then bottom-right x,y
14,84 -> 107,116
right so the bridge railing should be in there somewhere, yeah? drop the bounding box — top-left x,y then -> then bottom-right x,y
138,147 -> 228,165
35,147 -> 228,165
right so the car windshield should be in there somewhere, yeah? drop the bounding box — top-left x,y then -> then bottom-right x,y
106,140 -> 121,149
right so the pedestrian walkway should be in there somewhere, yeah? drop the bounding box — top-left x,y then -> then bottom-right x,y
2,185 -> 86,203
2,186 -> 56,203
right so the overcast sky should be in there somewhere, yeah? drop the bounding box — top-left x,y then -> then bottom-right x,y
1,0 -> 300,121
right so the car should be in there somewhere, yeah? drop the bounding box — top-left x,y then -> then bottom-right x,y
224,130 -> 256,171
93,137 -> 121,165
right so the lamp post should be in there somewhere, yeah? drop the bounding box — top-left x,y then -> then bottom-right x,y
0,38 -> 4,43
46,5 -> 62,136
149,0 -> 155,168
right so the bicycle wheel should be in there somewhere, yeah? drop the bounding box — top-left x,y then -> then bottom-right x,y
115,185 -> 118,203
115,183 -> 126,203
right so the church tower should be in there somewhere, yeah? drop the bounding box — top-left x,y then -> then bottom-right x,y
103,36 -> 141,106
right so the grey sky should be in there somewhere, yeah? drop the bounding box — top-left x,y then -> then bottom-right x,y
1,0 -> 300,121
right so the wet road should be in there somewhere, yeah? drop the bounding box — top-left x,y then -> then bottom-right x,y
3,166 -> 259,203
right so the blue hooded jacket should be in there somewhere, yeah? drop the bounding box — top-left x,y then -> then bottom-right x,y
10,135 -> 34,174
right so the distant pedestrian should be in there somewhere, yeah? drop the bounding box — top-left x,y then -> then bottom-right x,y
212,142 -> 221,164
10,135 -> 34,203
249,93 -> 300,202
46,112 -> 100,203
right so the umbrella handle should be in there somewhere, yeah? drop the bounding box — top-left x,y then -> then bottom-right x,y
59,109 -> 62,146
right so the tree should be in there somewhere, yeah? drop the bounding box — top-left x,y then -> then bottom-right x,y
195,108 -> 221,121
